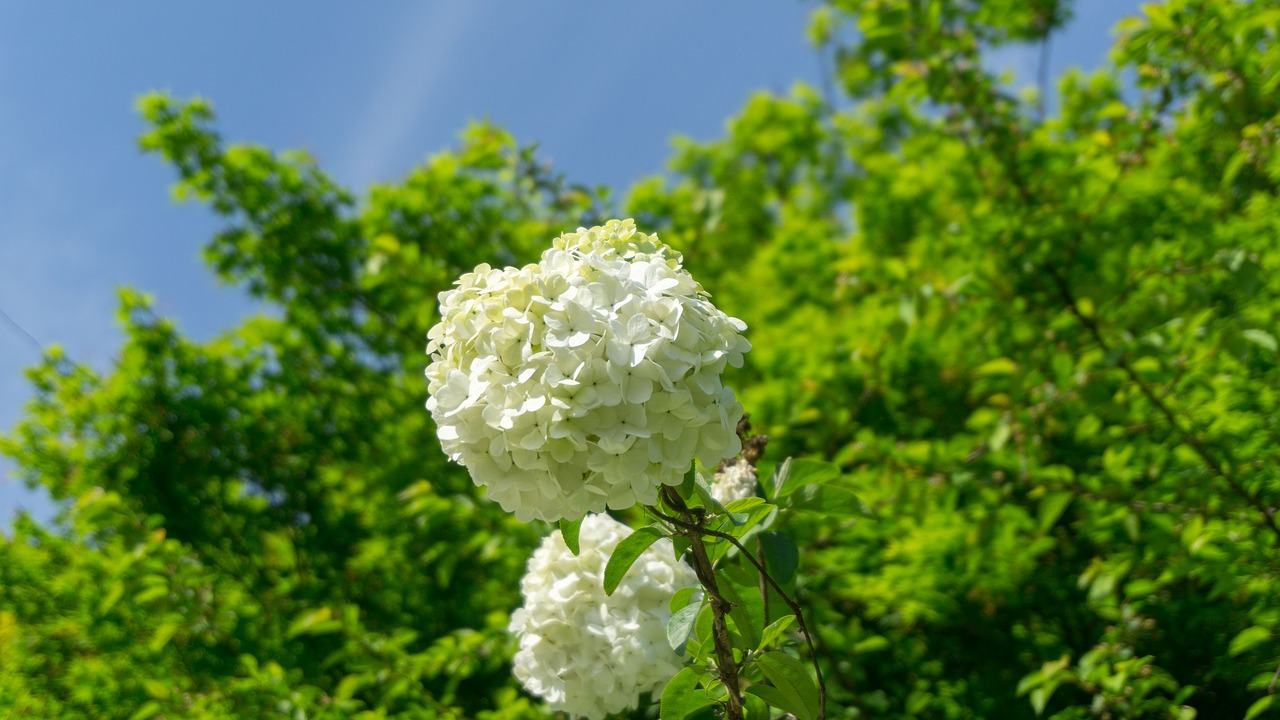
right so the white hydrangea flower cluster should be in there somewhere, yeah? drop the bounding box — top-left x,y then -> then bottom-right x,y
710,458 -> 758,506
426,219 -> 750,522
509,513 -> 698,719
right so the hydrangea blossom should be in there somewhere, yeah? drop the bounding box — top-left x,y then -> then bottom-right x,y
710,458 -> 758,506
426,219 -> 750,522
509,513 -> 697,718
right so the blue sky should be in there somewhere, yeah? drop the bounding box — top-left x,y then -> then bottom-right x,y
0,1 -> 1143,523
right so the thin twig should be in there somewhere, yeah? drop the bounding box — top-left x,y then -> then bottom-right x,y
1036,26 -> 1053,121
1045,264 -> 1280,545
0,302 -> 44,355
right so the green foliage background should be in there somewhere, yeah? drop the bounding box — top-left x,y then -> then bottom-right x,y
4,0 -> 1280,717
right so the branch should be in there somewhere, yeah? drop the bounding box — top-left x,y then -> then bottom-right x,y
658,487 -> 745,720
1044,263 -> 1280,545
653,490 -> 827,720
1036,27 -> 1052,121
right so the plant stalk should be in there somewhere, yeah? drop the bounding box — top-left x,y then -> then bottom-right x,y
661,486 -> 745,720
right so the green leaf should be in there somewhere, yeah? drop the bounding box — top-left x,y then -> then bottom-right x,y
670,586 -> 699,613
286,607 -> 341,638
975,357 -> 1018,376
762,457 -> 791,499
743,692 -> 770,720
1229,626 -> 1271,657
708,501 -> 778,564
668,601 -> 702,654
774,458 -> 840,500
745,685 -> 793,715
560,517 -> 583,556
148,622 -> 180,653
679,464 -> 698,499
1037,492 -> 1073,532
721,566 -> 766,648
672,535 -> 692,562
1244,329 -> 1277,353
853,635 -> 890,653
723,496 -> 768,525
692,473 -> 732,516
1247,695 -> 1275,720
128,702 -> 163,720
990,420 -> 1012,451
758,614 -> 797,651
788,481 -> 866,518
690,603 -> 715,662
603,526 -> 667,596
1030,686 -> 1050,715
753,651 -> 819,720
661,667 -> 718,720
760,531 -> 799,586
99,582 -> 125,615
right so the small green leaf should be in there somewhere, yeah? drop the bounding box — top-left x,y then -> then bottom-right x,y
789,482 -> 866,518
673,535 -> 692,561
128,701 -> 163,720
679,464 -> 698,499
990,420 -> 1012,451
975,357 -> 1018,376
708,502 -> 778,564
603,526 -> 666,596
758,614 -> 797,651
745,685 -> 793,715
560,517 -> 583,556
1246,695 -> 1275,720
763,457 -> 791,499
668,601 -> 701,654
721,567 -> 766,648
286,607 -> 341,638
148,622 -> 180,653
1030,686 -> 1050,715
774,458 -> 840,500
743,692 -> 770,720
1037,492 -> 1073,532
670,586 -> 699,613
723,496 -> 768,525
1229,626 -> 1271,657
692,474 -> 731,516
690,603 -> 715,662
661,667 -> 718,720
853,635 -> 890,653
760,531 -> 799,586
754,651 -> 819,720
99,582 -> 125,615
1244,329 -> 1277,353
141,678 -> 170,699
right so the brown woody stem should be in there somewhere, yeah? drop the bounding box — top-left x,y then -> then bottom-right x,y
660,485 -> 745,720
653,487 -> 828,720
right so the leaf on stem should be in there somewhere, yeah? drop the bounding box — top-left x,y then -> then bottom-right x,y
661,667 -> 718,720
721,566 -> 766,648
668,601 -> 701,655
759,531 -> 799,587
603,526 -> 667,596
772,457 -> 839,500
750,651 -> 820,720
758,614 -> 797,651
560,517 -> 583,556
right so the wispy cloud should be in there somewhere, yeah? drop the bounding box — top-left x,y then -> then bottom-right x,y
342,2 -> 480,189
